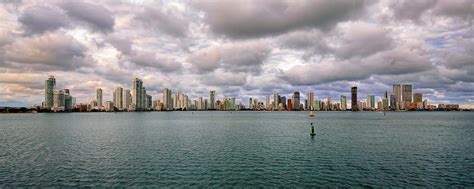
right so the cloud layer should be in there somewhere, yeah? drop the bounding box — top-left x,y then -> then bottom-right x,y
0,0 -> 473,107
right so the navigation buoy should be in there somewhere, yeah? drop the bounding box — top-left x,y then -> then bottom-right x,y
310,122 -> 316,136
309,111 -> 315,117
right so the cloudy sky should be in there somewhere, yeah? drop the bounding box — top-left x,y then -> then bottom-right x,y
0,0 -> 473,107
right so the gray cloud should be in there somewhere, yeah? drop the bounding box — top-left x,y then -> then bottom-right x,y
106,34 -> 133,55
60,1 -> 115,33
18,5 -> 70,34
193,0 -> 369,38
331,22 -> 393,59
190,41 -> 271,74
129,51 -> 182,72
280,47 -> 433,85
1,32 -> 91,71
135,7 -> 189,37
391,0 -> 436,22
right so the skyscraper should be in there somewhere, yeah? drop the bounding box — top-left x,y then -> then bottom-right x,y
131,78 -> 143,111
163,88 -> 172,111
248,97 -> 253,110
402,84 -> 412,102
351,86 -> 358,111
122,89 -> 131,111
413,93 -> 422,103
265,95 -> 270,110
292,91 -> 300,110
341,95 -> 347,111
281,96 -> 286,110
273,92 -> 279,110
44,76 -> 56,109
96,88 -> 103,108
393,84 -> 402,110
113,87 -> 123,110
210,90 -> 216,110
53,89 -> 65,111
141,87 -> 147,110
327,96 -> 332,111
307,90 -> 314,110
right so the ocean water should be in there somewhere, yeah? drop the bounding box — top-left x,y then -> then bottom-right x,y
0,111 -> 473,187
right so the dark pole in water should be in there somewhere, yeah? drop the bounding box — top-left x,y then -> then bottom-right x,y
310,122 -> 315,136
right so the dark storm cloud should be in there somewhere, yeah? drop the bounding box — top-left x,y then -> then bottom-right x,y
129,51 -> 182,72
192,0 -> 369,38
135,7 -> 189,37
391,0 -> 473,22
331,22 -> 393,59
391,0 -> 436,22
277,29 -> 331,59
1,32 -> 92,71
201,72 -> 248,87
18,5 -> 70,34
60,1 -> 115,33
190,41 -> 271,74
280,48 -> 433,85
106,34 -> 133,55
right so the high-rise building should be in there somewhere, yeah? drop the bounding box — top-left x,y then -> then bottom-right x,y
351,86 -> 358,111
248,97 -> 253,110
327,96 -> 332,111
122,89 -> 131,111
370,95 -> 375,108
210,90 -> 216,110
265,95 -> 270,110
44,76 -> 56,109
96,88 -> 103,107
413,93 -> 422,103
131,78 -> 143,111
281,96 -> 286,110
292,92 -> 300,110
402,84 -> 412,102
113,87 -> 123,110
141,87 -> 147,110
163,88 -> 172,110
146,94 -> 152,110
53,89 -> 65,111
341,95 -> 347,111
307,90 -> 314,110
273,92 -> 279,110
393,84 -> 402,110
390,94 -> 396,110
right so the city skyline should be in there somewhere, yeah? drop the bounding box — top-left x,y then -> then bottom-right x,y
36,75 -> 461,112
0,1 -> 473,108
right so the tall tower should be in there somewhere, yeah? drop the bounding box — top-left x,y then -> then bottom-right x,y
307,90 -> 314,110
96,88 -> 103,107
341,95 -> 347,111
273,92 -> 279,110
292,91 -> 300,110
44,76 -> 56,109
210,90 -> 216,110
393,84 -> 402,110
351,86 -> 358,111
131,78 -> 143,111
265,95 -> 270,110
163,88 -> 172,110
122,89 -> 131,110
113,87 -> 123,110
402,84 -> 412,102
413,93 -> 422,103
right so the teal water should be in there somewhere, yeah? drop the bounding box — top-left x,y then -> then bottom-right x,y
0,112 -> 473,187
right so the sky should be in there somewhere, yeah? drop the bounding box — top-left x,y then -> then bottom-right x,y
0,0 -> 473,107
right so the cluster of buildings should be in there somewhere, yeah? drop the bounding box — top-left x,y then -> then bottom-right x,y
38,76 -> 461,112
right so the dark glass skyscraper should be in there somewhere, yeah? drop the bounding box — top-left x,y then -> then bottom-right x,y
292,92 -> 300,110
351,86 -> 358,111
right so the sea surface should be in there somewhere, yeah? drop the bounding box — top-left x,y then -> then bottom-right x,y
0,111 -> 473,187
